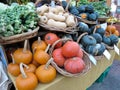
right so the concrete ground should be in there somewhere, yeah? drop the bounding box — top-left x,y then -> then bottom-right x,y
88,60 -> 120,90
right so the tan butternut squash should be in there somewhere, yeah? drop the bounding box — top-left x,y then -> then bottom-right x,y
47,19 -> 67,28
63,12 -> 69,19
40,16 -> 48,23
49,7 -> 58,14
66,15 -> 76,27
45,12 -> 66,22
56,6 -> 65,13
37,5 -> 49,15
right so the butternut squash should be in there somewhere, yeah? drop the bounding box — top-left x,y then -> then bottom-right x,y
47,19 -> 67,28
40,16 -> 48,23
56,6 -> 65,13
66,15 -> 76,27
37,5 -> 49,15
49,7 -> 58,14
63,12 -> 69,19
45,12 -> 66,22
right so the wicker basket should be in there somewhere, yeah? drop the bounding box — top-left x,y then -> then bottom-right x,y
49,38 -> 91,77
77,32 -> 105,60
0,27 -> 39,45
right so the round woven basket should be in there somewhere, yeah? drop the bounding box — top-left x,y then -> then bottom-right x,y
0,27 -> 39,45
77,32 -> 105,60
49,38 -> 91,77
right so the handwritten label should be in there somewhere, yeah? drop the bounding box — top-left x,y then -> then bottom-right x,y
89,55 -> 97,65
114,44 -> 120,55
103,50 -> 111,60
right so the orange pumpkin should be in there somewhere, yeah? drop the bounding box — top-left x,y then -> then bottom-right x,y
52,48 -> 66,67
32,37 -> 47,53
16,63 -> 38,90
35,59 -> 56,83
24,64 -> 37,73
13,40 -> 32,64
106,25 -> 116,33
64,57 -> 85,74
76,48 -> 83,58
7,54 -> 20,76
32,60 -> 40,67
62,41 -> 80,58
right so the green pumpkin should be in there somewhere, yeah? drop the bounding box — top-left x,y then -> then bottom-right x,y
109,34 -> 119,46
102,36 -> 111,46
96,27 -> 105,37
81,35 -> 97,47
91,33 -> 102,43
88,13 -> 97,21
97,43 -> 106,55
86,45 -> 98,55
77,22 -> 90,33
85,5 -> 94,13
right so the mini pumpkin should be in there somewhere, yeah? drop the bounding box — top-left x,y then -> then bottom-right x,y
13,40 -> 32,64
109,34 -> 119,46
113,30 -> 119,36
96,27 -> 105,37
16,63 -> 38,90
64,57 -> 85,74
102,35 -> 112,46
35,58 -> 56,83
106,25 -> 116,34
91,33 -> 102,43
7,54 -> 20,76
32,37 -> 47,53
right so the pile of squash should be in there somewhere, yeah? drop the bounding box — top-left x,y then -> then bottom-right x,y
37,4 -> 76,28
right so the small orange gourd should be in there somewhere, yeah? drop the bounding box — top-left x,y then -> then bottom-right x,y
13,40 -> 32,64
16,63 -> 38,90
7,54 -> 20,76
35,58 -> 56,83
33,44 -> 50,65
113,30 -> 119,36
106,25 -> 116,33
32,37 -> 47,53
32,60 -> 40,67
23,63 -> 37,73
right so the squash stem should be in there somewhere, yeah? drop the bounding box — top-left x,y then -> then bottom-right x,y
45,58 -> 53,69
20,63 -> 29,78
11,54 -> 15,64
45,44 -> 50,53
23,40 -> 28,53
38,37 -> 41,44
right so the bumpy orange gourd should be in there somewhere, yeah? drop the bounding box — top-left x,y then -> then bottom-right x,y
32,37 -> 47,52
13,40 -> 32,64
62,41 -> 80,58
76,48 -> 83,59
35,59 -> 56,83
7,54 -> 20,76
106,25 -> 116,33
16,63 -> 38,90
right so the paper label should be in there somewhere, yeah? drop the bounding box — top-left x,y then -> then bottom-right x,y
89,55 -> 97,65
114,44 -> 120,55
100,23 -> 107,30
103,50 -> 111,60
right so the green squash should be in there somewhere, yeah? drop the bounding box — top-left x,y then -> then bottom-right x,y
102,36 -> 111,46
91,33 -> 102,43
109,34 -> 119,46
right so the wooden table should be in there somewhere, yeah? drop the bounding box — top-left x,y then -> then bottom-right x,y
8,49 -> 115,90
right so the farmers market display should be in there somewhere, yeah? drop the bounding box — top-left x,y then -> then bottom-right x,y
0,0 -> 119,90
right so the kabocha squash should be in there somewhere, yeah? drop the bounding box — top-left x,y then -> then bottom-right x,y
13,40 -> 32,64
97,43 -> 106,56
109,34 -> 119,46
77,22 -> 90,33
32,37 -> 47,53
64,57 -> 85,74
70,7 -> 79,16
91,33 -> 102,43
95,27 -> 105,37
16,63 -> 38,90
81,35 -> 97,46
52,48 -> 66,67
62,41 -> 80,58
33,44 -> 50,65
103,36 -> 112,46
88,13 -> 97,21
7,54 -> 20,77
77,5 -> 86,13
35,58 -> 56,83
61,1 -> 67,9
85,5 -> 94,13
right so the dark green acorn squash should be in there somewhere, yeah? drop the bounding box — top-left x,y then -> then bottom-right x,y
109,34 -> 119,46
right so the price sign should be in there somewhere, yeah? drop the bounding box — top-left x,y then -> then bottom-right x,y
103,50 -> 111,60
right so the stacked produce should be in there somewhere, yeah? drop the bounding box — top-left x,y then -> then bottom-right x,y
0,2 -> 39,37
37,4 -> 76,28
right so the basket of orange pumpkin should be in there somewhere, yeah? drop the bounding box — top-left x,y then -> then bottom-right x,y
48,37 -> 91,77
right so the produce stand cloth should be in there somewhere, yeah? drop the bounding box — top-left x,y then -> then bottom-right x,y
8,49 -> 115,90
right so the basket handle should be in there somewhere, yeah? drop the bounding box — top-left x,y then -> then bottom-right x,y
77,32 -> 88,43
